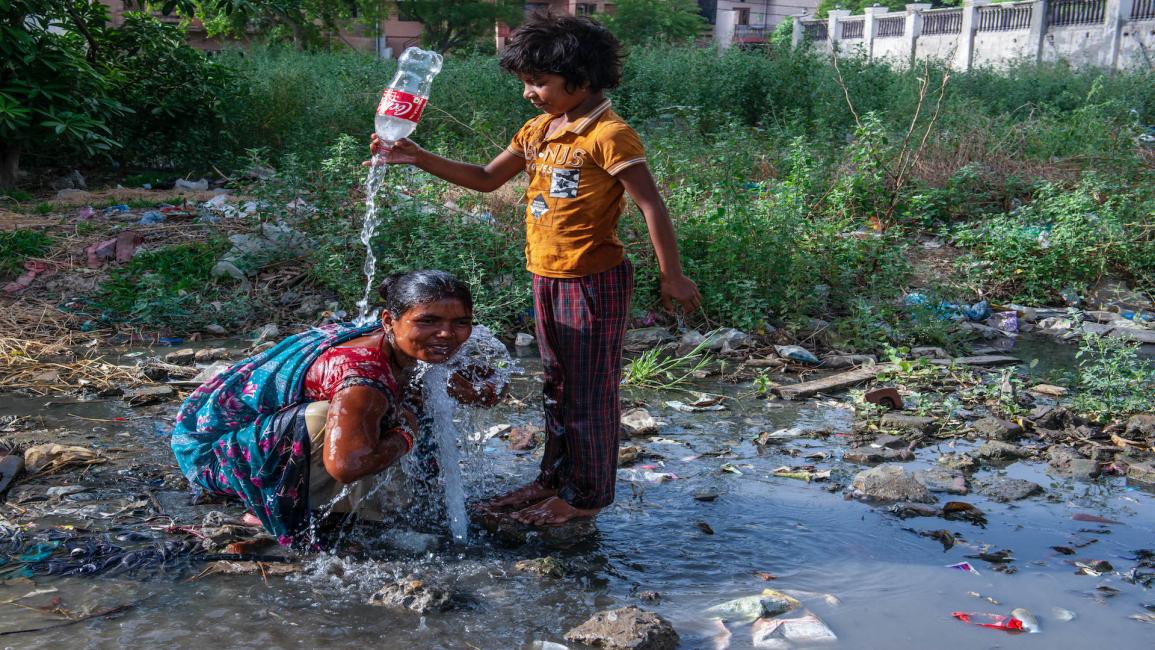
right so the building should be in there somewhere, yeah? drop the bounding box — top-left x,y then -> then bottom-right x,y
702,0 -> 820,46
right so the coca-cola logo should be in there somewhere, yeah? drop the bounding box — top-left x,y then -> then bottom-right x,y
376,89 -> 426,122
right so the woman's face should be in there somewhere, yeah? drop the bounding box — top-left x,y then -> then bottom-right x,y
384,298 -> 473,366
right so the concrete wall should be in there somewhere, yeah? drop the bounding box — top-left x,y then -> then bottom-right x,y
793,0 -> 1153,71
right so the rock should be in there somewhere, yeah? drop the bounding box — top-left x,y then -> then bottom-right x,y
618,446 -> 642,466
50,170 -> 86,191
1125,414 -> 1155,439
971,416 -> 1022,441
843,447 -> 913,465
205,323 -> 227,335
122,384 -> 176,406
975,476 -> 1043,502
849,464 -> 936,503
192,362 -> 231,386
508,424 -> 544,451
1108,328 -> 1155,345
513,557 -> 566,578
880,413 -> 936,433
692,487 -> 721,502
914,467 -> 968,495
294,295 -> 324,319
937,452 -> 978,472
1085,310 -> 1123,323
368,578 -> 454,613
564,606 -> 679,650
623,327 -> 675,349
621,408 -> 659,438
911,346 -> 949,359
1123,459 -> 1155,485
194,347 -> 230,363
959,322 -> 1002,339
253,323 -> 279,343
164,349 -> 196,365
820,354 -> 876,369
1047,446 -> 1101,480
975,440 -> 1031,462
515,332 -> 536,347
872,434 -> 908,449
1081,322 -> 1115,336
1029,384 -> 1069,397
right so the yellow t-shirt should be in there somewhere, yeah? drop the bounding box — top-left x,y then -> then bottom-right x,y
507,99 -> 646,278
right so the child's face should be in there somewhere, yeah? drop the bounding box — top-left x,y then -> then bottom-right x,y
518,72 -> 590,116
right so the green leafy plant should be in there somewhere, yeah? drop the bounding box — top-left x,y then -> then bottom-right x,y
0,229 -> 52,277
623,338 -> 712,390
1073,333 -> 1155,423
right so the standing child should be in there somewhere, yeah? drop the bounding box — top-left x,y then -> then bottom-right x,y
370,13 -> 700,525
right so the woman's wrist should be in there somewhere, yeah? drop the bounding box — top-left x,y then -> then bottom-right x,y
388,426 -> 414,454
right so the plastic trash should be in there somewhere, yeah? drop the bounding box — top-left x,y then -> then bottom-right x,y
138,210 -> 165,225
1010,608 -> 1039,633
102,204 -> 130,216
211,223 -> 309,281
174,178 -> 209,191
774,345 -> 820,365
707,589 -> 800,622
951,611 -> 1024,631
751,612 -> 836,648
617,468 -> 677,483
76,206 -> 95,220
946,561 -> 981,575
989,311 -> 1018,333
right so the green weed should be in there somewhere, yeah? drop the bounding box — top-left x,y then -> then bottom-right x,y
0,230 -> 52,277
1073,333 -> 1155,423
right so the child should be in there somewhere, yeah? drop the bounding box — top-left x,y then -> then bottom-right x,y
369,13 -> 700,525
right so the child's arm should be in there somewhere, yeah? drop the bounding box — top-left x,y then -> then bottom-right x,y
617,164 -> 701,313
369,135 -> 522,193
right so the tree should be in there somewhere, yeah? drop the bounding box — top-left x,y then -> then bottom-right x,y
393,0 -> 523,54
600,0 -> 705,46
0,1 -> 126,188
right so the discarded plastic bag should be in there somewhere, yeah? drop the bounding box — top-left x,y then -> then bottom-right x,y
751,612 -> 836,648
617,468 -> 677,483
707,589 -> 801,622
666,394 -> 726,412
211,223 -> 308,281
24,444 -> 104,474
774,345 -> 820,365
952,611 -> 1023,632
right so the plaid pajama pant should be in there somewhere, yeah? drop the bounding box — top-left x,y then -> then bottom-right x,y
533,259 -> 634,509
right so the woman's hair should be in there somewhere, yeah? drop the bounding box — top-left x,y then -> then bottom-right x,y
377,270 -> 472,317
499,12 -> 623,93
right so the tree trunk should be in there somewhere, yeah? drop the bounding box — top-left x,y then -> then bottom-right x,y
0,145 -> 20,190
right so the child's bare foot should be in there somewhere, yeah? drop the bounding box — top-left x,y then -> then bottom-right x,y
473,481 -> 557,513
509,496 -> 599,526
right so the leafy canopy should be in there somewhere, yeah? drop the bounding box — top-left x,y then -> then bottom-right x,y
601,0 -> 706,46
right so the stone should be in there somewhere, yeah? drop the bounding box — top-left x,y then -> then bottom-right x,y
913,467 -> 968,494
975,440 -> 1031,462
513,556 -> 566,578
368,577 -> 454,613
1085,310 -> 1123,323
194,347 -> 230,363
1047,446 -> 1101,480
508,424 -> 544,451
937,452 -> 978,472
1037,317 -> 1075,332
1080,322 -> 1115,336
192,362 -> 231,386
122,384 -> 176,406
205,323 -> 227,335
515,332 -> 535,347
623,327 -> 675,349
618,446 -> 642,466
849,464 -> 936,503
880,413 -> 937,433
164,349 -> 196,365
1109,328 -> 1155,345
959,321 -> 1002,340
621,408 -> 660,438
1029,384 -> 1069,397
50,170 -> 86,191
54,188 -> 91,201
1124,459 -> 1155,485
975,476 -> 1043,502
842,447 -> 913,465
971,416 -> 1022,441
1124,414 -> 1155,439
564,606 -> 679,650
820,354 -> 877,369
253,323 -> 279,343
911,346 -> 949,359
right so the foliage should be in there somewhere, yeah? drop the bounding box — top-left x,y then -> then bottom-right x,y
950,177 -> 1155,303
1073,333 -> 1155,423
0,230 -> 52,278
103,13 -> 234,168
601,0 -> 706,46
0,0 -> 126,186
395,0 -> 523,53
175,0 -> 385,50
623,338 -> 712,390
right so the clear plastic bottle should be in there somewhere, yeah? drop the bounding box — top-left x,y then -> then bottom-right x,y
374,47 -> 444,144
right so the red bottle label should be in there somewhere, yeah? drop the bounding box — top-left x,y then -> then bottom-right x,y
376,89 -> 426,122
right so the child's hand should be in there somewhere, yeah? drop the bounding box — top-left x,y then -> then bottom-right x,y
661,273 -> 701,314
364,134 -> 423,166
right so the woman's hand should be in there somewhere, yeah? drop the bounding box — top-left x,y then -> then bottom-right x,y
447,365 -> 504,407
364,134 -> 423,166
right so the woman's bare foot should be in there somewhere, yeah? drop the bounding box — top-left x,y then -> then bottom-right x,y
509,496 -> 599,526
241,512 -> 262,527
473,481 -> 557,513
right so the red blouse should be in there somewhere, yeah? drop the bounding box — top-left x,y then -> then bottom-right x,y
302,339 -> 398,402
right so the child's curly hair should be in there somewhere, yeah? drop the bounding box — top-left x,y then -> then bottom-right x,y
499,13 -> 623,93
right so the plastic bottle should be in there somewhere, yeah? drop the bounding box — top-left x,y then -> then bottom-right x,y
374,47 -> 444,144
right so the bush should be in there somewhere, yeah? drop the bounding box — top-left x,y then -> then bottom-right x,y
1073,333 -> 1155,423
0,230 -> 52,278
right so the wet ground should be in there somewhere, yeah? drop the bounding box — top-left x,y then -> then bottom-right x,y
0,338 -> 1153,649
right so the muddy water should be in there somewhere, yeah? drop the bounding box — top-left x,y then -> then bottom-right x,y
1,344 -> 1153,648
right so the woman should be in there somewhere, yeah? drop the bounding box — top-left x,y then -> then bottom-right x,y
170,270 -> 498,545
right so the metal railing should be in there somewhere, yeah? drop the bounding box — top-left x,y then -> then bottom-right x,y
976,3 -> 1033,31
841,18 -> 865,39
876,16 -> 906,38
1133,0 -> 1155,20
802,20 -> 829,41
921,8 -> 963,35
1048,0 -> 1106,26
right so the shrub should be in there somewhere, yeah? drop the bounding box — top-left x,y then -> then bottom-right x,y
0,230 -> 52,278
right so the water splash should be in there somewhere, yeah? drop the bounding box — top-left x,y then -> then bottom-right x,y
355,163 -> 389,324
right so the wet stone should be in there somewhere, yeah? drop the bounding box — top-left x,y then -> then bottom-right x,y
621,408 -> 660,438
975,440 -> 1031,462
971,416 -> 1022,441
1047,446 -> 1101,480
368,577 -> 455,614
880,413 -> 937,433
623,327 -> 675,349
911,346 -> 949,359
564,606 -> 679,650
122,384 -> 176,406
1120,456 -> 1155,485
194,347 -> 230,363
513,556 -> 566,578
937,452 -> 979,472
914,467 -> 968,495
163,349 -> 196,365
843,447 -> 913,465
975,476 -> 1043,502
1125,414 -> 1155,439
849,464 -> 936,503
